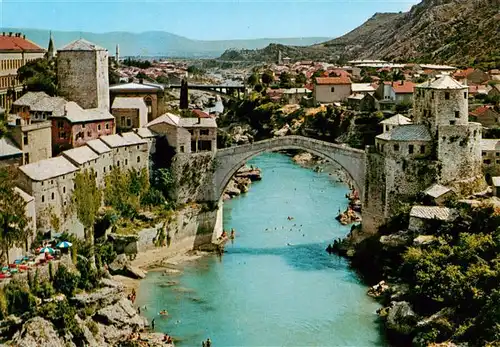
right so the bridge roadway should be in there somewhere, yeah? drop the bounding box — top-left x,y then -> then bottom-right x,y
167,83 -> 245,96
212,135 -> 366,201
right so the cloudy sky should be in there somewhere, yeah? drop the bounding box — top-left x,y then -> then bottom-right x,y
0,0 -> 421,40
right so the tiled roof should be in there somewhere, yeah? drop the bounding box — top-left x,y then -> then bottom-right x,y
100,134 -> 129,148
63,102 -> 114,123
391,81 -> 416,94
283,88 -> 312,94
86,139 -> 111,154
0,35 -> 45,52
491,176 -> 500,187
351,83 -> 375,93
59,38 -> 105,51
179,117 -> 217,128
146,113 -> 180,127
0,137 -> 22,158
111,97 -> 146,109
480,139 -> 500,151
410,206 -> 457,221
379,114 -> 412,125
109,82 -> 164,92
31,96 -> 67,117
453,68 -> 475,78
348,93 -> 366,100
19,156 -> 78,181
12,92 -> 49,107
121,132 -> 147,145
417,75 -> 466,90
315,77 -> 351,85
470,106 -> 498,117
62,146 -> 99,165
423,184 -> 452,198
135,127 -> 157,139
376,124 -> 431,142
192,109 -> 211,118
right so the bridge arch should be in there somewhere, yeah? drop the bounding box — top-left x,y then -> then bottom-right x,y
213,136 -> 366,201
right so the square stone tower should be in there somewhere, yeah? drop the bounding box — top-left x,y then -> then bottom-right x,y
57,38 -> 110,110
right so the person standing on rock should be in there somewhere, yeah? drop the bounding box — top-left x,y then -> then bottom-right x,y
206,337 -> 212,347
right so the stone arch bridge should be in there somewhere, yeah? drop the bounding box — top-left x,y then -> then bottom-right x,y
211,136 -> 366,201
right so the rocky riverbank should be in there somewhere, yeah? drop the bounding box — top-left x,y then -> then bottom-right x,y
0,277 -> 172,347
223,165 -> 262,200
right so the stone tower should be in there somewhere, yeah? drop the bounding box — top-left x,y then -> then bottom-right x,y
363,75 -> 484,234
46,31 -> 55,59
115,44 -> 120,63
278,50 -> 282,65
57,38 -> 110,110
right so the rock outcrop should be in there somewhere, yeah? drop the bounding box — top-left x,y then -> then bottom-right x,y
11,317 -> 66,347
223,166 -> 262,200
385,301 -> 419,335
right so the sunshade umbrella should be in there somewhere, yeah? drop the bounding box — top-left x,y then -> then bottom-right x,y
39,247 -> 55,254
56,241 -> 73,248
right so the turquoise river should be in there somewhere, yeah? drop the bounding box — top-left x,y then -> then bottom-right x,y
136,152 -> 386,346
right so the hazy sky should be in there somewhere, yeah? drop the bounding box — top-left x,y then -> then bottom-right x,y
0,0 -> 421,40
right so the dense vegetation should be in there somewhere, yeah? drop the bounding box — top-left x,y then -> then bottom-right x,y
351,203 -> 500,346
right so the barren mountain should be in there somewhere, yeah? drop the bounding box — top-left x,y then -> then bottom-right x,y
220,0 -> 500,68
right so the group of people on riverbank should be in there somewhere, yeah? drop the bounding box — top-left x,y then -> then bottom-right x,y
128,288 -> 137,303
202,337 -> 212,347
219,229 -> 235,241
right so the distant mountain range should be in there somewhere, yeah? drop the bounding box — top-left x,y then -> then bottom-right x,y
220,0 -> 500,68
0,28 -> 330,58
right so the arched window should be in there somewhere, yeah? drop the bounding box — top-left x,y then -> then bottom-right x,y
144,96 -> 153,118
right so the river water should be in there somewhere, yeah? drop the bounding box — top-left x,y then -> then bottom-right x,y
137,152 -> 385,346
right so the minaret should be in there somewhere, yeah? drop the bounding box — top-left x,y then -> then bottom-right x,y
278,50 -> 282,65
46,31 -> 55,59
115,44 -> 120,63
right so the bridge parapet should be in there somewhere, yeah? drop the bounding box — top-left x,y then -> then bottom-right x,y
213,135 -> 366,201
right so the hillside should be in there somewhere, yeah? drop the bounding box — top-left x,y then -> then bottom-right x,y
220,0 -> 500,68
0,28 -> 330,58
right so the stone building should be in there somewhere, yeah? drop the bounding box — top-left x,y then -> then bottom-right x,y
9,117 -> 52,164
347,93 -> 376,112
109,82 -> 165,122
469,106 -> 500,128
0,136 -> 23,167
146,113 -> 217,154
379,114 -> 412,133
0,32 -> 46,111
57,38 -> 110,110
408,206 -> 458,232
313,77 -> 352,103
51,101 -> 115,154
111,97 -> 148,131
480,139 -> 500,179
99,133 -> 149,173
62,145 -> 108,185
363,75 -> 484,233
375,81 -> 415,110
17,156 -> 81,235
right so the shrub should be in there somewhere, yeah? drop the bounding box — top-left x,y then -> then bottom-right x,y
35,281 -> 55,300
4,280 -> 36,315
86,320 -> 99,336
53,265 -> 79,297
76,257 -> 99,291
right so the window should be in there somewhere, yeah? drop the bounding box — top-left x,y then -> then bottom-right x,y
188,129 -> 194,135
63,187 -> 66,194
125,159 -> 128,165
200,129 -> 209,136
98,124 -> 101,131
449,120 -> 456,125
57,120 -> 64,128
87,131 -> 91,137
41,181 -> 44,186
464,92 -> 467,99
482,151 -> 487,156
64,201 -> 67,206
484,159 -> 491,165
126,118 -> 132,127
41,195 -> 44,203
455,111 -> 460,118
180,145 -> 184,153
106,123 -> 109,130
497,160 -> 500,164
121,117 -> 126,126
420,145 -> 426,154
431,91 -> 434,99
408,145 -> 414,154
25,153 -> 29,164
59,130 -> 65,139
23,133 -> 28,145
137,156 -> 140,163
103,167 -> 106,173
109,165 -> 112,171
51,192 -> 54,200
393,144 -> 399,151
117,160 -> 120,167
330,87 -> 335,92
381,144 -> 385,152
82,123 -> 86,129
445,92 -> 450,100
385,125 -> 389,132
136,145 -> 139,150
50,180 -> 53,185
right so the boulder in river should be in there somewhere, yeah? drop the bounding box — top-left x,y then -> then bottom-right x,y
108,254 -> 131,274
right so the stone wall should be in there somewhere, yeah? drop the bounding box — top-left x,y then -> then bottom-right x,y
362,147 -> 387,234
57,50 -> 109,110
11,121 -> 52,164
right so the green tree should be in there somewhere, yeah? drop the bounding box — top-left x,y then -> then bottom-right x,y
17,58 -> 57,96
53,265 -> 79,298
72,169 -> 102,267
261,70 -> 274,85
0,168 -> 31,264
247,73 -> 259,86
4,280 -> 36,315
136,72 -> 148,80
295,73 -> 307,86
279,72 -> 293,88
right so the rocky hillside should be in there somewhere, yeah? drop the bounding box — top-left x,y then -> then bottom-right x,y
220,0 -> 500,68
